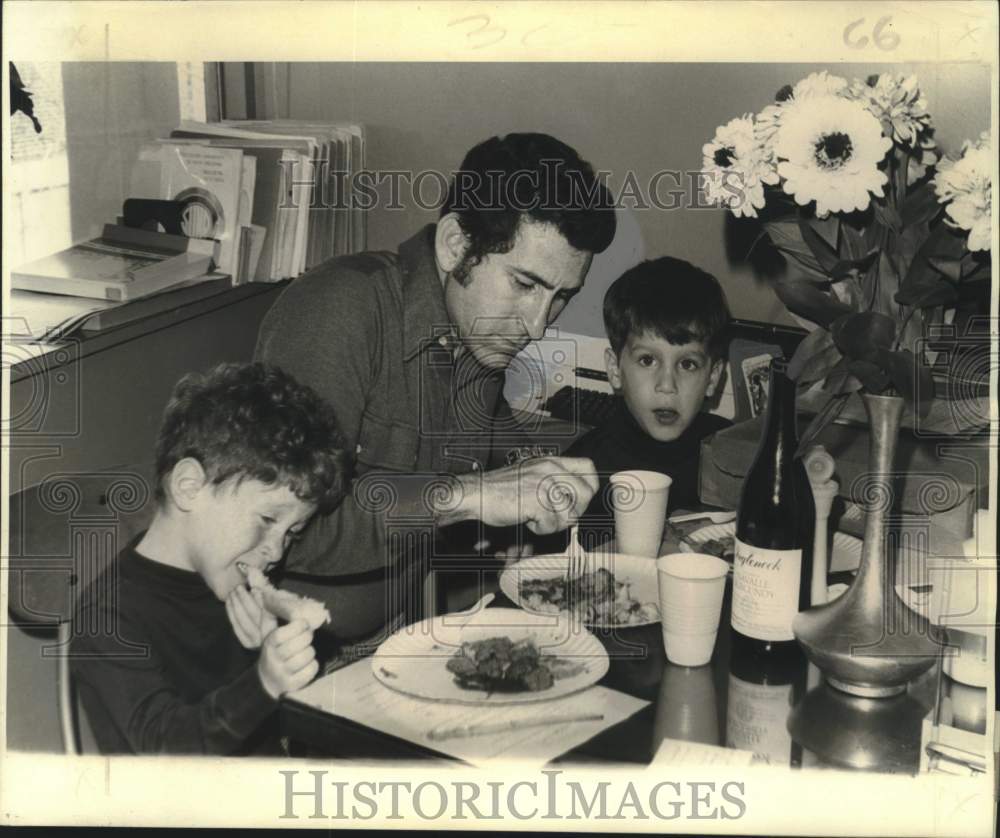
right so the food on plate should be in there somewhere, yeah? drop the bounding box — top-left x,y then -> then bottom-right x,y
445,636 -> 585,693
241,564 -> 331,630
518,567 -> 658,625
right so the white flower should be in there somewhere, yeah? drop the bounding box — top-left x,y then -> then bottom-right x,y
934,134 -> 992,251
757,72 -> 850,143
850,74 -> 933,147
793,71 -> 850,99
774,95 -> 893,217
701,114 -> 779,218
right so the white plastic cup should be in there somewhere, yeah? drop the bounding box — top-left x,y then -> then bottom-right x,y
656,552 -> 730,667
609,470 -> 672,558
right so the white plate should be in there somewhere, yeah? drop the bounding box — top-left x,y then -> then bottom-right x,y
498,552 -> 660,628
371,608 -> 609,705
680,521 -> 863,572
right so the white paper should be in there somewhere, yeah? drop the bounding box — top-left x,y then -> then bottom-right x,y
290,659 -> 649,768
650,737 -> 757,768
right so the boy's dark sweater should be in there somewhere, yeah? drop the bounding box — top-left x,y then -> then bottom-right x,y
561,399 -> 731,548
71,540 -> 280,755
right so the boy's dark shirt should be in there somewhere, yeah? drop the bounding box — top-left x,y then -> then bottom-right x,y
71,539 -> 280,755
564,398 -> 731,547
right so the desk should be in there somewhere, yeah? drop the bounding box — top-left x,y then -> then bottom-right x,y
281,576 -> 938,773
7,282 -> 285,496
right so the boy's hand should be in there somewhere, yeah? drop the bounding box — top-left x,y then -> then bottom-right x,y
226,585 -> 278,649
495,541 -> 534,568
257,620 -> 320,700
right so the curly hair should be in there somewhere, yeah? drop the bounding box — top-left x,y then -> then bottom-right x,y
441,133 -> 616,284
155,362 -> 350,513
604,257 -> 731,360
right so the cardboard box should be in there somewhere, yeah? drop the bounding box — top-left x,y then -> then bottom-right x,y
699,416 -> 986,544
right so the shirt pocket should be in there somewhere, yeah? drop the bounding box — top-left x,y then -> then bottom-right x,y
356,410 -> 420,471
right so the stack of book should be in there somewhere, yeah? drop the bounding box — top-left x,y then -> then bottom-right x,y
10,224 -> 217,303
166,119 -> 367,281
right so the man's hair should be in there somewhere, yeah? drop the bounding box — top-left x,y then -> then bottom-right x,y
603,257 -> 731,360
441,133 -> 616,282
155,362 -> 350,513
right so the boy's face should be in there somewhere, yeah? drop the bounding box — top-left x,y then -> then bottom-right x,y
605,330 -> 722,442
186,476 -> 316,600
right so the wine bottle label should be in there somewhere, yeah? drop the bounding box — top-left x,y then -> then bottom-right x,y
726,674 -> 794,765
731,539 -> 802,641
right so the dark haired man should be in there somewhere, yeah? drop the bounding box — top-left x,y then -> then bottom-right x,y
256,132 -> 615,646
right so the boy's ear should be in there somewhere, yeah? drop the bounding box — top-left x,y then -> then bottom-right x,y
705,358 -> 725,397
166,457 -> 209,512
604,347 -> 623,390
435,212 -> 470,276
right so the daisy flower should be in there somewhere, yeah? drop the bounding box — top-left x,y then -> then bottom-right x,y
934,133 -> 992,251
701,114 -> 779,218
757,71 -> 850,143
774,95 -> 893,217
850,74 -> 933,147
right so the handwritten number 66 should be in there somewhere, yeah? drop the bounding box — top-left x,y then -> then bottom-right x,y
843,16 -> 899,50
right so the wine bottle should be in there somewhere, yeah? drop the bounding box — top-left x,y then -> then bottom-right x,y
731,359 -> 814,659
726,648 -> 807,767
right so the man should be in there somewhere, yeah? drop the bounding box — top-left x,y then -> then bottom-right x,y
255,132 -> 616,645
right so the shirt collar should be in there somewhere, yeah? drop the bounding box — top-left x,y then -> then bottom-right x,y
399,224 -> 458,362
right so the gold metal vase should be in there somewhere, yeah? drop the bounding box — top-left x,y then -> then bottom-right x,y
792,392 -> 940,697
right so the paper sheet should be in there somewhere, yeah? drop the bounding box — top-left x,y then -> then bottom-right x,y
290,659 -> 649,768
650,737 -> 757,768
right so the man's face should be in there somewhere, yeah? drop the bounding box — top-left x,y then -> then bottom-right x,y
186,478 -> 316,600
442,219 -> 592,369
606,330 -> 723,443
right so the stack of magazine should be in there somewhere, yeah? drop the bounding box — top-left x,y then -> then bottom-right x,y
166,119 -> 367,281
8,119 -> 366,344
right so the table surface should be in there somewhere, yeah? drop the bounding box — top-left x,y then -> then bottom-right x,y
281,527 -> 940,773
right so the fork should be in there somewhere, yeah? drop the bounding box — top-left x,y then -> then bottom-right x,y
667,510 -> 737,525
566,524 -> 589,601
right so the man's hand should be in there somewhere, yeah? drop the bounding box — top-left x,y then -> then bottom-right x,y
257,620 -> 320,700
446,456 -> 598,535
226,585 -> 278,650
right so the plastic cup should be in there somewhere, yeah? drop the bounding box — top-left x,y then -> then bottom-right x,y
609,470 -> 672,558
656,552 -> 729,667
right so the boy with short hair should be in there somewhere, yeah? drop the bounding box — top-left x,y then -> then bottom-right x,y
72,362 -> 349,755
566,257 -> 732,543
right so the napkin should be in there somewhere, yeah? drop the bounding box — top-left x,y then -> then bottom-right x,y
291,659 -> 649,767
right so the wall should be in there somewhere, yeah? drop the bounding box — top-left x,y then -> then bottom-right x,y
281,61 -> 991,337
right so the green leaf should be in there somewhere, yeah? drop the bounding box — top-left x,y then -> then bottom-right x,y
928,257 -> 964,282
787,328 -> 842,384
899,222 -> 969,302
839,220 -> 869,261
900,182 -> 943,228
873,202 -> 903,234
773,278 -> 854,328
878,349 -> 936,418
847,359 -> 891,393
823,358 -> 864,394
764,220 -> 825,275
894,280 -> 957,308
795,393 -> 851,458
830,312 -> 897,363
828,250 -> 879,281
797,217 -> 841,274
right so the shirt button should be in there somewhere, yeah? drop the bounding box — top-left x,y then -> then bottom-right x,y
438,335 -> 449,347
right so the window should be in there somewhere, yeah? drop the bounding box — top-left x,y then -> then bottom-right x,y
7,62 -> 211,269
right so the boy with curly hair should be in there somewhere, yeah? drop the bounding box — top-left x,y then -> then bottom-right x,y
71,362 -> 349,755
